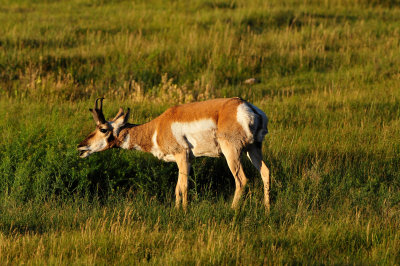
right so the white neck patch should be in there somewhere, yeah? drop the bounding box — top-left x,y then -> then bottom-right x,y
120,134 -> 130,149
150,130 -> 175,162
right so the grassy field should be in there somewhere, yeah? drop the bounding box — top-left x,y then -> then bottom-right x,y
1,0 -> 400,264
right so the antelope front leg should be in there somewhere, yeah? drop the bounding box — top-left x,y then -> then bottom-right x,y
174,150 -> 190,210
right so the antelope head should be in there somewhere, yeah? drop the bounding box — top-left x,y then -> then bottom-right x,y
78,98 -> 130,158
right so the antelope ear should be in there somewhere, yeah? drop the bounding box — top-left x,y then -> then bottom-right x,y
113,108 -> 130,127
112,108 -> 130,136
122,108 -> 130,124
111,108 -> 124,122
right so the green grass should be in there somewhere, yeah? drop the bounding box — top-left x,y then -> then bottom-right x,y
0,0 -> 400,264
1,195 -> 399,264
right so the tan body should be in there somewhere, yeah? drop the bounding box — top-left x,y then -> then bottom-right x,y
78,97 -> 270,210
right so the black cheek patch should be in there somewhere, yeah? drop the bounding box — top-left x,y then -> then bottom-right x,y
107,134 -> 115,143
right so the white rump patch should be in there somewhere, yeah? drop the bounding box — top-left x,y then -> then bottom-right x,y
237,103 -> 268,143
236,103 -> 257,142
247,103 -> 268,142
171,119 -> 220,157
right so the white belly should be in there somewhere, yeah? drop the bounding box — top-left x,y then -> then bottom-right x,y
171,119 -> 221,158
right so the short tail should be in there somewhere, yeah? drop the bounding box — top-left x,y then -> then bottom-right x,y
247,103 -> 268,143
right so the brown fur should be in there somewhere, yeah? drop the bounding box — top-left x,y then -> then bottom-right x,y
78,97 -> 270,211
124,122 -> 156,152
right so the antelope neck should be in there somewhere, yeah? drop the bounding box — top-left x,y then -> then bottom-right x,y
115,122 -> 155,152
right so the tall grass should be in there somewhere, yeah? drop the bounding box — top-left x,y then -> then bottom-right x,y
1,0 -> 400,99
0,0 -> 399,264
1,195 -> 400,264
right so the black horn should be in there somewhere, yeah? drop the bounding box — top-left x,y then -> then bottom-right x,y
90,97 -> 106,124
95,97 -> 104,111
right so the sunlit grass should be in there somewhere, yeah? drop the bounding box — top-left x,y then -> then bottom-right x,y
0,0 -> 400,264
1,195 -> 399,264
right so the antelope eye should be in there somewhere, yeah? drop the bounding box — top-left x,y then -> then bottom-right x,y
99,128 -> 108,133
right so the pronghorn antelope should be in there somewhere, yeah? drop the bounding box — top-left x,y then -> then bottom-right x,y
78,97 -> 270,210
